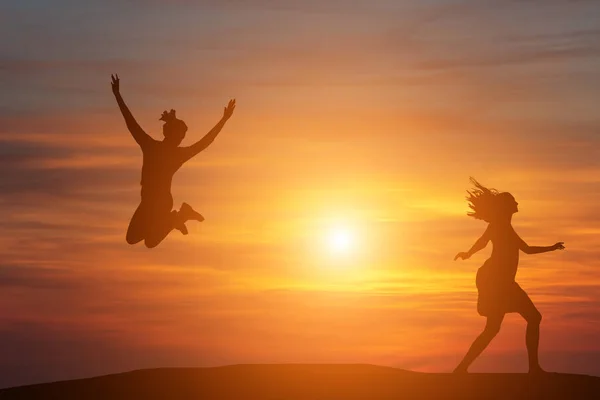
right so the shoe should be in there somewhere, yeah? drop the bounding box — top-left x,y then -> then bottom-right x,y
175,222 -> 188,235
171,211 -> 189,235
180,202 -> 205,222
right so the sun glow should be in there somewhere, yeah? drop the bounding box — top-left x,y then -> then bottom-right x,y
326,225 -> 356,256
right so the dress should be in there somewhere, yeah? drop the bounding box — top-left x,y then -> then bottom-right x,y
474,223 -> 533,317
476,260 -> 529,316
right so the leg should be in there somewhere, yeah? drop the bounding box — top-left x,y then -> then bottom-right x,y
172,210 -> 188,235
144,210 -> 178,248
515,288 -> 543,373
454,314 -> 504,373
179,202 -> 204,223
141,195 -> 179,249
143,201 -> 203,248
126,203 -> 148,245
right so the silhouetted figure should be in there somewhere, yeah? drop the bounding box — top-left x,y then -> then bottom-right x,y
453,178 -> 564,374
111,74 -> 236,248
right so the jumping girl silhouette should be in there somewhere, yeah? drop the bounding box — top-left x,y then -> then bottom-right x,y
453,178 -> 564,374
111,74 -> 236,248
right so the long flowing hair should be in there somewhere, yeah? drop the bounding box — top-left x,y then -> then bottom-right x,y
465,177 -> 505,223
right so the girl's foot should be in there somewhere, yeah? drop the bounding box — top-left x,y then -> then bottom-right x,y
528,365 -> 547,375
453,365 -> 468,374
176,222 -> 188,235
171,211 -> 188,235
180,202 -> 205,222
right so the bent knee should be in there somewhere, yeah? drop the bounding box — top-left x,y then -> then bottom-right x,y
482,317 -> 503,337
126,219 -> 146,245
144,238 -> 160,249
527,310 -> 542,325
126,234 -> 143,245
483,325 -> 501,337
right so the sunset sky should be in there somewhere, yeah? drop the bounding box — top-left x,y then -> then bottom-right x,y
2,0 -> 600,388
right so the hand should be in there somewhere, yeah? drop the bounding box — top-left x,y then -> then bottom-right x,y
111,74 -> 120,95
454,252 -> 470,261
222,99 -> 236,120
552,242 -> 565,251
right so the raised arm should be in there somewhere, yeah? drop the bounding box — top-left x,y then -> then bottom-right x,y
179,99 -> 236,163
111,74 -> 153,148
455,225 -> 491,261
515,231 -> 564,254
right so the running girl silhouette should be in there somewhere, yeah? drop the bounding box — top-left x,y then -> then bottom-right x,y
111,74 -> 236,248
453,178 -> 564,374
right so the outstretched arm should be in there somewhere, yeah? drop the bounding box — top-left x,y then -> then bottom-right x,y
111,74 -> 153,148
455,226 -> 490,261
179,99 -> 236,163
517,233 -> 564,254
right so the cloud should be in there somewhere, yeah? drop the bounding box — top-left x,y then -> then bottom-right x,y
0,318 -> 223,388
415,44 -> 600,71
0,264 -> 77,290
0,58 -> 142,76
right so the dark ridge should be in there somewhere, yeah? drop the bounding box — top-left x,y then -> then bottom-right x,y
1,364 -> 598,399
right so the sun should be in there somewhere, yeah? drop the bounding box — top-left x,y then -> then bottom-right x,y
326,226 -> 356,256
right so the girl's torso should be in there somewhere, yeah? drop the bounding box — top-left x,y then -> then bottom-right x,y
140,141 -> 184,200
484,222 -> 521,281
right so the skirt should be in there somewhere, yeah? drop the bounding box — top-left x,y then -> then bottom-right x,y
475,262 -> 529,317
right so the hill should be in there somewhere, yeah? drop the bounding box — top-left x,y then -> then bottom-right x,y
1,364 -> 599,399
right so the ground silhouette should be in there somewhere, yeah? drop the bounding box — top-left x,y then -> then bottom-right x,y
0,364 -> 598,399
